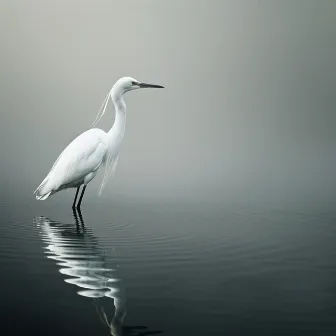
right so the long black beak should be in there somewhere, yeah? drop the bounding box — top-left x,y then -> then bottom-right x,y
139,82 -> 164,89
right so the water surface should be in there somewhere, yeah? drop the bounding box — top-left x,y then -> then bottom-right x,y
1,200 -> 335,335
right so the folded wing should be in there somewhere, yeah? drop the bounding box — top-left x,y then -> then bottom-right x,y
34,129 -> 108,199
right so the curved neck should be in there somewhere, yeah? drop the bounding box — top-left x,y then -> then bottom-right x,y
109,88 -> 126,136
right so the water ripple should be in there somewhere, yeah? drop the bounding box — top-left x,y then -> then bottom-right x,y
33,209 -> 162,336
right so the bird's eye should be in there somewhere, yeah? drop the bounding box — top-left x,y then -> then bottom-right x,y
131,81 -> 137,85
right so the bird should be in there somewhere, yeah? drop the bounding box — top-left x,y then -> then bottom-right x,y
34,76 -> 164,209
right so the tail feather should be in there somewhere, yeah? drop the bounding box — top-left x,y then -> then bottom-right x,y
34,176 -> 48,194
34,175 -> 53,200
36,191 -> 52,200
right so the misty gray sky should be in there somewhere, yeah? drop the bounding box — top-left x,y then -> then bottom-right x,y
1,1 -> 335,204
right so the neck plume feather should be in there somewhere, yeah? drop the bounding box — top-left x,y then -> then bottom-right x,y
91,82 -> 127,129
97,86 -> 127,196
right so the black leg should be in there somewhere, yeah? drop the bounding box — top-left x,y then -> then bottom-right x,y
72,187 -> 80,209
72,205 -> 85,232
72,206 -> 80,232
76,207 -> 85,229
76,185 -> 87,209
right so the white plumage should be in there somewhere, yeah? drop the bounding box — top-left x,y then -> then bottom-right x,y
34,128 -> 108,199
34,76 -> 164,208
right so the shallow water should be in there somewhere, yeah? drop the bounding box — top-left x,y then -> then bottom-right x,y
1,200 -> 335,335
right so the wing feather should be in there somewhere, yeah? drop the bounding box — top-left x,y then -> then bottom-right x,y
34,129 -> 107,197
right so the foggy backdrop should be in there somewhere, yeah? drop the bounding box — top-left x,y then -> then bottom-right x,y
1,1 -> 335,205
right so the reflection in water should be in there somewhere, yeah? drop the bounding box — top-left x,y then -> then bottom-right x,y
34,209 -> 162,336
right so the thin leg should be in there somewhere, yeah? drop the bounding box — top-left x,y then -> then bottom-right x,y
76,185 -> 87,209
73,206 -> 85,232
72,187 -> 80,208
76,207 -> 85,229
72,206 -> 80,232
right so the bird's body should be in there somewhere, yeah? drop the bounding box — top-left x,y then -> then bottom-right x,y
35,128 -> 113,199
34,76 -> 163,208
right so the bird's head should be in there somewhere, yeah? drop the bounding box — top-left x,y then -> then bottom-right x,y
113,76 -> 164,95
91,77 -> 164,127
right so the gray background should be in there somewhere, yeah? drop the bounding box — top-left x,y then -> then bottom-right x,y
1,0 -> 335,205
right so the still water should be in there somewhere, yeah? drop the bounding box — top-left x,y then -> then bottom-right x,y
0,200 -> 335,335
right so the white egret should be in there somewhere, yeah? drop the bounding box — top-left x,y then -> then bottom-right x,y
34,76 -> 164,208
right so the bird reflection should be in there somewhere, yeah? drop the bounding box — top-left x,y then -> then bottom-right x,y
34,209 -> 162,336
